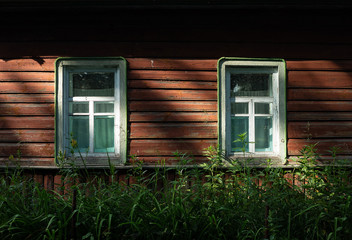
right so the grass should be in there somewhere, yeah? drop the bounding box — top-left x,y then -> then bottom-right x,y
0,144 -> 352,239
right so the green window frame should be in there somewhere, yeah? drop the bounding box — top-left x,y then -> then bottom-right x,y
55,58 -> 127,166
218,58 -> 287,163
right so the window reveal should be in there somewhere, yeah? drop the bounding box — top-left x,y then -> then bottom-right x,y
219,59 -> 286,162
56,58 -> 127,166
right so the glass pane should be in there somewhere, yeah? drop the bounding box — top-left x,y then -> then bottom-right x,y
231,102 -> 248,114
94,116 -> 114,153
95,102 -> 114,113
255,117 -> 273,152
255,103 -> 272,114
69,72 -> 114,97
231,73 -> 272,97
69,116 -> 89,152
69,102 -> 89,113
231,116 -> 249,152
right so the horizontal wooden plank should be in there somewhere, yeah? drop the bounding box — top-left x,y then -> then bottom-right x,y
287,156 -> 352,166
1,42 -> 351,59
0,157 -> 55,167
0,82 -> 54,93
1,59 -> 350,73
287,60 -> 352,71
130,112 -> 217,122
288,112 -> 352,121
0,72 -> 54,81
288,71 -> 352,88
130,122 -> 217,139
0,58 -> 55,71
0,143 -> 54,157
288,139 -> 352,155
127,58 -> 217,70
128,80 -> 217,89
288,121 -> 352,138
287,101 -> 352,112
0,103 -> 54,115
0,117 -> 54,129
0,130 -> 54,142
130,156 -> 207,164
129,89 -> 217,100
0,94 -> 54,103
129,101 -> 217,112
128,70 -> 217,81
130,139 -> 216,156
288,89 -> 352,100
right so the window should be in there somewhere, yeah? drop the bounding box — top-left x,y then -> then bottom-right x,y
55,58 -> 127,166
218,58 -> 286,163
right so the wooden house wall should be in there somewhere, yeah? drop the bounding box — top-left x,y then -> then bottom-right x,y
0,7 -> 351,167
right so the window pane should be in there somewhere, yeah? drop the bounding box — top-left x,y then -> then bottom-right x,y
69,116 -> 89,152
231,73 -> 272,97
255,117 -> 273,152
95,102 -> 114,113
231,102 -> 248,114
94,116 -> 114,153
231,116 -> 249,152
255,103 -> 272,114
69,102 -> 89,113
69,72 -> 114,97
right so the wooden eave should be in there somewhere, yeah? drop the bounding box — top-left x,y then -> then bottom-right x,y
0,0 -> 351,11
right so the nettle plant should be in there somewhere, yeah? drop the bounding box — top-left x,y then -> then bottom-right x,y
1,133 -> 352,239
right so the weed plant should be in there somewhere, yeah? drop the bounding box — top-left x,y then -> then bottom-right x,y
0,144 -> 352,239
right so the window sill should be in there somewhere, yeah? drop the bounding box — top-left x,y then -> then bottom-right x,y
223,155 -> 288,168
57,156 -> 123,168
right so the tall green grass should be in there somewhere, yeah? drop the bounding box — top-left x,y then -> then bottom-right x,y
0,144 -> 352,239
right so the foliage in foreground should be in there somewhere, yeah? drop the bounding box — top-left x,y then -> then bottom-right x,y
0,145 -> 352,239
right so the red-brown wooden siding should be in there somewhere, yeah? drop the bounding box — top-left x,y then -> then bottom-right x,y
0,7 -> 351,167
1,58 -> 352,166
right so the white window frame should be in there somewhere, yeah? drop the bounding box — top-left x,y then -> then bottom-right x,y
56,58 -> 127,166
218,59 -> 286,163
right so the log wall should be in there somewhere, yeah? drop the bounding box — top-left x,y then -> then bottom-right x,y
0,6 -> 351,167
